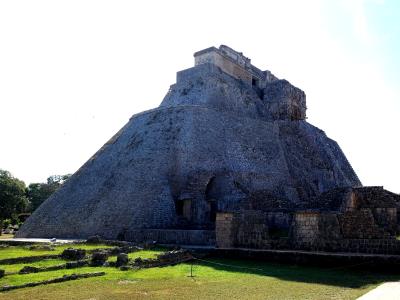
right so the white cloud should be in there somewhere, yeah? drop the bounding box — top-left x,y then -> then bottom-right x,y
338,0 -> 384,45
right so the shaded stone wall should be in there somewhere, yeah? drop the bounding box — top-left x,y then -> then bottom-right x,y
266,212 -> 292,233
351,186 -> 398,209
215,213 -> 234,248
216,195 -> 399,254
293,208 -> 395,242
214,247 -> 400,270
263,80 -> 307,120
339,209 -> 389,239
294,239 -> 400,255
124,229 -> 215,246
291,212 -> 320,244
216,210 -> 271,248
349,187 -> 398,235
292,212 -> 343,244
235,210 -> 270,248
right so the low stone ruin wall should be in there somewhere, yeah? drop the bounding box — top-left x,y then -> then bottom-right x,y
124,229 -> 215,245
216,211 -> 292,249
0,254 -> 60,265
338,209 -> 391,239
295,238 -> 400,255
292,209 -> 395,242
118,250 -> 193,271
291,212 -> 320,244
216,209 -> 400,255
213,248 -> 400,271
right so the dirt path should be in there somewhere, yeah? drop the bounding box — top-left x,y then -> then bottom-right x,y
357,282 -> 400,299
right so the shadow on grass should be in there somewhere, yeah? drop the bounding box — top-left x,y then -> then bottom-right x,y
191,257 -> 400,289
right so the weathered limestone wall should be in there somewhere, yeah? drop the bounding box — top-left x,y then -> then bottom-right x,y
292,212 -> 343,244
293,209 -> 395,244
124,229 -> 215,246
195,50 -> 253,84
215,213 -> 234,248
339,209 -> 388,239
215,247 -> 400,270
216,211 -> 288,249
219,45 -> 251,68
373,208 -> 397,231
263,80 -> 307,120
351,187 -> 398,208
266,212 -> 292,232
296,239 -> 400,255
217,197 -> 400,254
235,210 -> 270,248
333,187 -> 399,238
291,212 -> 320,244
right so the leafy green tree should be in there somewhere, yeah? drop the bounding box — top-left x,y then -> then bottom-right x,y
46,174 -> 70,185
27,174 -> 71,212
0,170 -> 29,233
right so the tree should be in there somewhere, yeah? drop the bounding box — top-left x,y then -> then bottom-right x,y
0,170 -> 29,233
46,174 -> 70,185
27,174 -> 71,212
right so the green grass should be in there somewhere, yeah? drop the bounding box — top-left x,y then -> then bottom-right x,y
0,243 -> 112,260
0,245 -> 399,299
0,259 -> 67,273
108,248 -> 163,262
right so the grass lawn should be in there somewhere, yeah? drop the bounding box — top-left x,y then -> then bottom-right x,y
0,243 -> 113,260
0,258 -> 67,273
108,248 -> 163,263
0,246 -> 399,300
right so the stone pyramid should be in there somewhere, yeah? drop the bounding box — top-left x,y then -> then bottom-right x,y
17,45 -> 361,243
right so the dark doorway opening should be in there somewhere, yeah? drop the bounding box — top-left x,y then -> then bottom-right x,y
205,176 -> 216,199
205,176 -> 218,224
252,77 -> 259,87
175,200 -> 184,216
209,200 -> 217,222
175,199 -> 192,220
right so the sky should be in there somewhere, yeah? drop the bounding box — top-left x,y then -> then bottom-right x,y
0,0 -> 399,193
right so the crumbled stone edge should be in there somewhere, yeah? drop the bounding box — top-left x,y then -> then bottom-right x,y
18,260 -> 90,275
120,249 -> 194,270
0,254 -> 60,265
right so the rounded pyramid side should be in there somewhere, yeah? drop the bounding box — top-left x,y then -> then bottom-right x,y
17,105 -> 361,239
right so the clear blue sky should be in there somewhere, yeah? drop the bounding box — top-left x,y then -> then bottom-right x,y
0,0 -> 399,193
325,0 -> 400,86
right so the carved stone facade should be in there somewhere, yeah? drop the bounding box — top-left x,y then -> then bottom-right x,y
194,45 -> 269,87
193,45 -> 306,120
